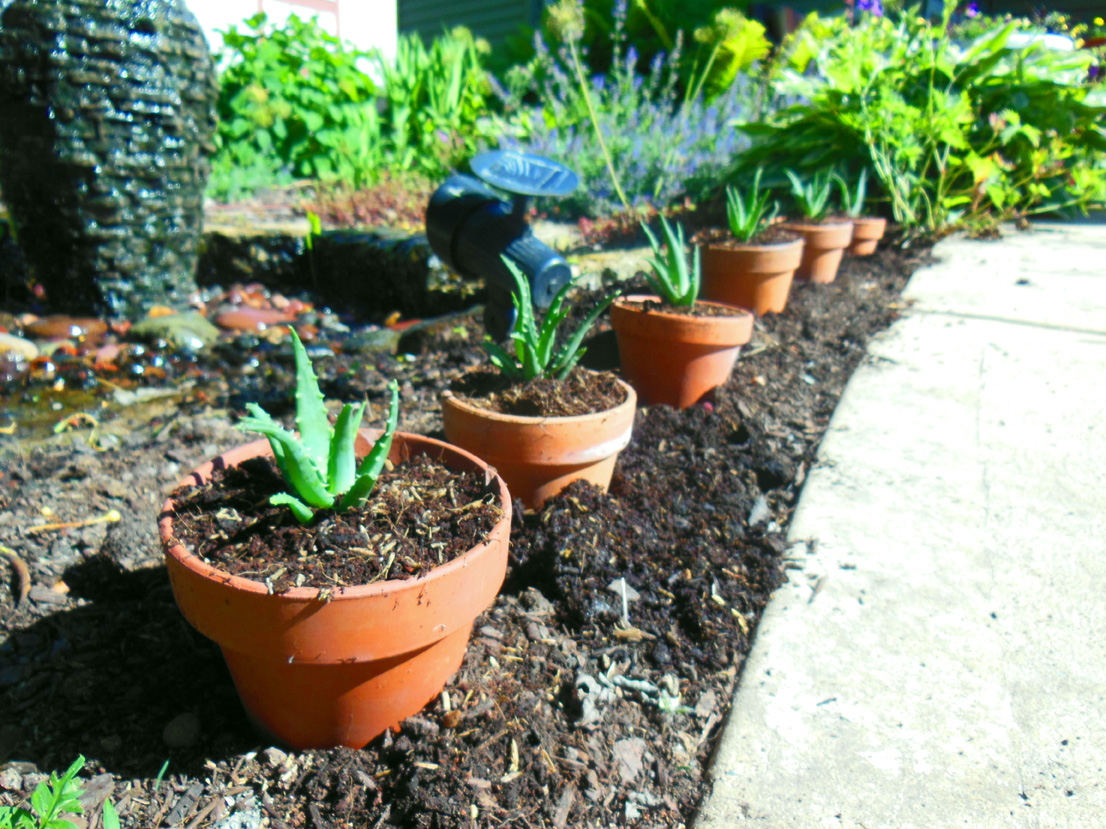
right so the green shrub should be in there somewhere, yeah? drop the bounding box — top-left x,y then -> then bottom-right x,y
209,16 -> 499,199
738,9 -> 1106,236
211,13 -> 381,195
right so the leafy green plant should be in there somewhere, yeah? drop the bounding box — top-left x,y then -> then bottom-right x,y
641,215 -> 699,307
742,9 -> 1106,236
836,168 -> 869,219
212,14 -> 381,194
237,329 -> 399,524
785,169 -> 836,221
688,9 -> 771,103
483,260 -> 619,382
0,756 -> 119,829
725,168 -> 779,242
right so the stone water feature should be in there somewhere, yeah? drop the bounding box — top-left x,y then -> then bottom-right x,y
0,0 -> 216,317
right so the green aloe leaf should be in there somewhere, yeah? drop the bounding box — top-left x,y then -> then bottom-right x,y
235,416 -> 333,509
340,381 -> 400,511
289,328 -> 332,473
327,401 -> 366,496
270,492 -> 315,524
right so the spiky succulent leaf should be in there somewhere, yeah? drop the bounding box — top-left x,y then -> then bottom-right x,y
551,289 -> 620,379
481,340 -> 525,380
239,403 -> 294,483
535,279 -> 574,368
339,381 -> 400,511
328,402 -> 366,496
270,492 -> 315,525
235,414 -> 334,509
641,217 -> 699,306
289,328 -> 332,472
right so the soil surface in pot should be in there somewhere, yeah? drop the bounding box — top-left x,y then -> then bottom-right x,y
0,239 -> 931,827
693,225 -> 799,248
450,366 -> 627,417
168,454 -> 503,590
622,299 -> 749,318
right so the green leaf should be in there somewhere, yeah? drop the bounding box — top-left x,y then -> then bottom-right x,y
236,414 -> 334,509
327,402 -> 365,496
289,328 -> 332,473
270,493 -> 315,525
340,380 -> 400,511
551,289 -> 620,379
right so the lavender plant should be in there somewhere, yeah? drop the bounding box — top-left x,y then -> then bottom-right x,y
494,0 -> 761,218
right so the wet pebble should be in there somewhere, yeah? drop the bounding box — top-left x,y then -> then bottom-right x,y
132,312 -> 219,351
0,332 -> 38,361
25,316 -> 107,340
162,712 -> 201,748
215,308 -> 295,332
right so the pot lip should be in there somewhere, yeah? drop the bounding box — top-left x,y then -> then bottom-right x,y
159,430 -> 512,602
612,294 -> 754,322
440,373 -> 637,426
850,215 -> 888,225
699,234 -> 804,253
780,219 -> 855,232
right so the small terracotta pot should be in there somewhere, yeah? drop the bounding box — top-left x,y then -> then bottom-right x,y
780,220 -> 854,283
441,374 -> 636,510
611,295 -> 754,409
848,216 -> 887,256
160,431 -> 512,750
699,236 -> 804,315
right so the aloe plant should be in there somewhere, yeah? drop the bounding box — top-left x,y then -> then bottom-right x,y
725,167 -> 779,243
785,169 -> 836,221
641,215 -> 700,307
836,167 -> 869,219
483,259 -> 618,382
237,328 -> 399,524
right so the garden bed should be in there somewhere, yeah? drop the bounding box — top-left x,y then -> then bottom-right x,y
0,240 -> 929,828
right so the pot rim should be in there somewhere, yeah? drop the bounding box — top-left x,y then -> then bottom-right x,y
780,219 -> 855,232
159,430 -> 512,603
699,235 -> 804,254
440,372 -> 636,426
612,294 -> 754,322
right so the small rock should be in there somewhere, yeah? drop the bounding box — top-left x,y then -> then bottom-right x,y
162,712 -> 201,748
261,747 -> 288,767
695,689 -> 718,718
0,332 -> 38,361
612,737 -> 647,784
343,328 -> 401,355
520,587 -> 555,616
132,312 -> 219,351
214,308 -> 294,333
25,316 -> 107,340
0,766 -> 23,791
403,716 -> 440,739
28,584 -> 69,605
748,495 -> 771,527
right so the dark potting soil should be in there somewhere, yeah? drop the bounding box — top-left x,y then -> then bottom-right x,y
692,224 -> 800,248
449,366 -> 627,418
0,238 -> 932,827
168,454 -> 503,592
625,299 -> 750,318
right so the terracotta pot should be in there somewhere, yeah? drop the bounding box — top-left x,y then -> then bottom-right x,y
699,236 -> 804,315
441,374 -> 636,510
780,220 -> 854,283
160,431 -> 512,750
611,295 -> 754,409
848,216 -> 887,256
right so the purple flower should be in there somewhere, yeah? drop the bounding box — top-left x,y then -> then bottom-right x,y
966,1 -> 980,17
856,0 -> 883,15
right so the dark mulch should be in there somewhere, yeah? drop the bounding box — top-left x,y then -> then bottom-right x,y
0,239 -> 931,827
692,225 -> 801,248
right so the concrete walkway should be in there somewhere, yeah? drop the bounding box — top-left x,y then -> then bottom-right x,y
696,223 -> 1106,828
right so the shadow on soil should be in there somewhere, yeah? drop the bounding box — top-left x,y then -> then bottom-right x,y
1,556 -> 258,778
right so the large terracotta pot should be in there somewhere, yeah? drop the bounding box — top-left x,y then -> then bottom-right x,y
441,374 -> 636,510
699,236 -> 804,315
780,220 -> 854,283
611,295 -> 754,409
160,430 -> 512,750
848,217 -> 887,256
